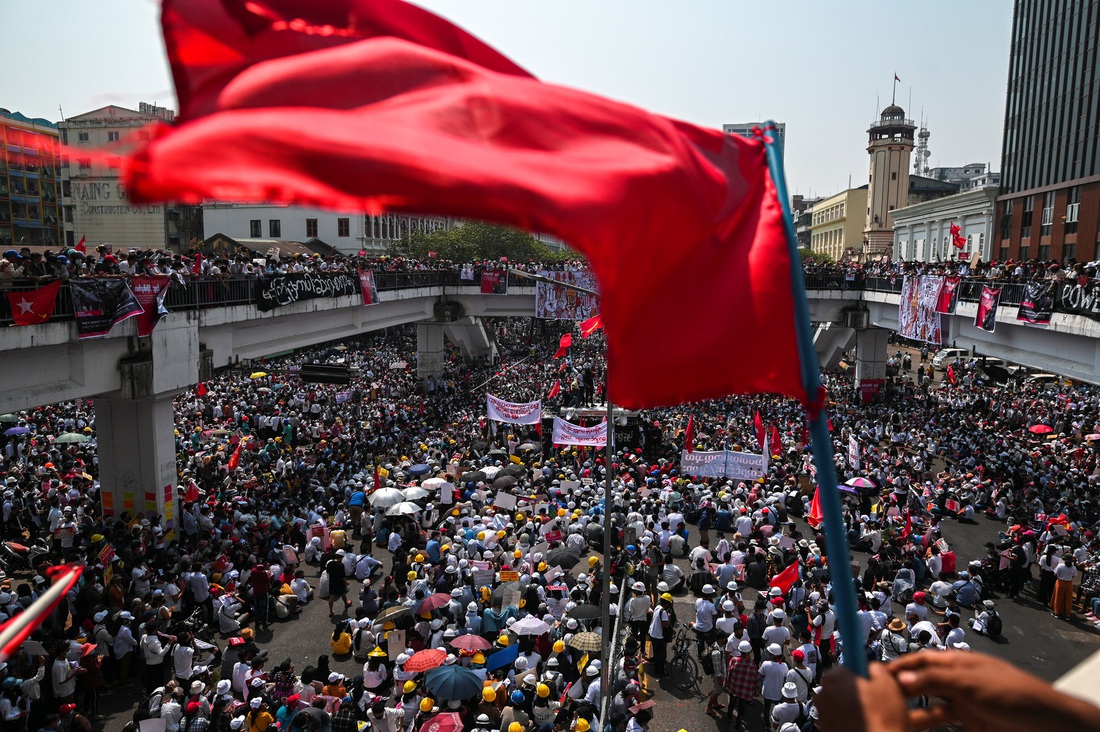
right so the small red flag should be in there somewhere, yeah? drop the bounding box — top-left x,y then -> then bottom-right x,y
579,314 -> 603,339
807,486 -> 824,529
770,560 -> 800,596
75,235 -> 86,254
6,280 -> 61,326
184,480 -> 200,503
770,425 -> 781,454
900,509 -> 912,540
753,411 -> 765,449
373,464 -> 381,493
427,251 -> 438,258
533,421 -> 542,436
547,380 -> 561,399
227,442 -> 243,472
950,222 -> 966,249
118,0 -> 807,411
192,251 -> 203,275
947,365 -> 957,385
196,382 -> 208,397
553,333 -> 573,359
684,415 -> 695,454
558,361 -> 568,373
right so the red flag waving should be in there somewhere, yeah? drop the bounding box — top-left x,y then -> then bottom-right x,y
553,333 -> 573,359
547,380 -> 561,399
120,0 -> 805,411
947,365 -> 957,386
950,223 -> 967,249
684,415 -> 695,453
373,464 -> 381,493
196,382 -> 208,397
770,560 -> 800,596
6,280 -> 61,326
769,425 -> 781,454
227,442 -> 243,472
753,411 -> 766,449
807,486 -> 824,529
579,314 -> 603,339
75,235 -> 87,254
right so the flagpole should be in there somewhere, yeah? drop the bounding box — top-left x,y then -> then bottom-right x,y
760,122 -> 867,677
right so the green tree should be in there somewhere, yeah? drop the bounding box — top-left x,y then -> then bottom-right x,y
393,221 -> 579,263
799,248 -> 835,265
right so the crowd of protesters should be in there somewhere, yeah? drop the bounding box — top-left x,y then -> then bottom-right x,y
0,258 -> 1098,730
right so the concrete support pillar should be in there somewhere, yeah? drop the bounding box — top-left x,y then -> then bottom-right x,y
417,322 -> 446,380
95,394 -> 179,538
854,328 -> 890,403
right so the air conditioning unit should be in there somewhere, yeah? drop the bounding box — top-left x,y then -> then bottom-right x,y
844,308 -> 870,330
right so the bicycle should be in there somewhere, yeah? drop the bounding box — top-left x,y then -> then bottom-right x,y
667,626 -> 700,692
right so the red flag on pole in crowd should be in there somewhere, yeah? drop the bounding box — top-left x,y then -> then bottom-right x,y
373,464 -> 381,493
553,333 -> 573,359
947,365 -> 957,385
798,426 -> 810,451
950,223 -> 967,249
579,314 -> 603,339
684,415 -> 695,453
558,361 -> 568,373
770,560 -> 800,596
753,411 -> 766,449
75,235 -> 86,254
769,425 -> 781,454
427,251 -> 438,259
192,252 -> 203,275
117,0 -> 807,411
547,380 -> 561,399
227,441 -> 243,472
807,486 -> 824,528
196,382 -> 208,397
900,509 -> 912,540
6,279 -> 62,326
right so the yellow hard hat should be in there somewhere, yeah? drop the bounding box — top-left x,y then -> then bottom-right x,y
441,544 -> 451,552
482,687 -> 496,702
660,592 -> 674,602
419,698 -> 433,713
538,562 -> 548,572
588,556 -> 599,568
509,724 -> 523,732
403,681 -> 417,694
90,534 -> 104,543
498,634 -> 510,646
513,550 -> 522,559
415,554 -> 425,563
557,508 -> 566,517
407,571 -> 418,581
477,532 -> 486,541
515,513 -> 524,522
496,530 -> 506,539
472,652 -> 486,665
575,720 -> 591,732
553,640 -> 565,653
537,684 -> 550,698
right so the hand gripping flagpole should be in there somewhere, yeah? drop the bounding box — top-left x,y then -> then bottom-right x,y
760,122 -> 868,677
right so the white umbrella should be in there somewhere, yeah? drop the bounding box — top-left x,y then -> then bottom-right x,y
422,477 -> 453,492
481,466 -> 502,479
386,501 -> 422,517
403,486 -> 430,501
510,616 -> 551,636
368,488 -> 405,508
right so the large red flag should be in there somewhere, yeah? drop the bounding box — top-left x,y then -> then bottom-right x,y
553,333 -> 573,359
75,235 -> 87,254
950,223 -> 967,249
684,415 -> 695,454
119,0 -> 805,411
196,382 -> 208,397
579,314 -> 603,339
770,560 -> 800,596
227,442 -> 243,472
547,380 -> 561,399
6,280 -> 62,326
807,486 -> 824,529
753,411 -> 766,449
769,425 -> 781,454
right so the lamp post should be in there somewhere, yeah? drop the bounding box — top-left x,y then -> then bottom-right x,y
508,268 -> 614,728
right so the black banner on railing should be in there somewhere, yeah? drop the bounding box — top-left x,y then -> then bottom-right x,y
69,279 -> 144,339
1056,281 -> 1100,321
255,272 -> 359,311
1017,281 -> 1054,325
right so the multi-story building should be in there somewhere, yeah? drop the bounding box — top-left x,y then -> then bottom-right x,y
723,121 -> 786,160
203,203 -> 453,255
929,163 -> 1001,192
891,187 -> 998,263
791,195 -> 821,250
0,109 -> 63,250
59,103 -> 201,251
996,1 -> 1100,264
864,105 -> 916,258
808,186 -> 868,261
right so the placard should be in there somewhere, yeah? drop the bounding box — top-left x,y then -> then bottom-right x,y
499,570 -> 519,582
559,481 -> 581,494
472,570 -> 496,587
493,492 -> 518,511
544,531 -> 563,543
543,566 -> 563,582
388,630 -> 406,661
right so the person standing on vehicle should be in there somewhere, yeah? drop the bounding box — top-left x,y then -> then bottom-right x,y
647,593 -> 672,676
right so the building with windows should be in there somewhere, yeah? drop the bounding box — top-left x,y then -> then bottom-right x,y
723,121 -> 786,159
891,187 -> 997,263
202,203 -> 452,255
864,105 -> 916,259
929,163 -> 1000,192
791,195 -> 821,250
996,1 -> 1100,264
0,109 -> 63,250
808,186 -> 867,261
59,103 -> 201,251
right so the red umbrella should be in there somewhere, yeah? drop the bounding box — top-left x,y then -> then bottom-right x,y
1028,424 -> 1054,434
405,648 -> 447,673
448,634 -> 491,652
418,593 -> 452,614
419,712 -> 463,732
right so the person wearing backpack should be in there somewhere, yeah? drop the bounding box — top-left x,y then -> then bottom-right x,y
772,682 -> 811,728
968,599 -> 1002,638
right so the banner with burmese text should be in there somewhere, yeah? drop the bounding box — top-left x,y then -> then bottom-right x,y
486,394 -> 542,425
552,417 -> 608,447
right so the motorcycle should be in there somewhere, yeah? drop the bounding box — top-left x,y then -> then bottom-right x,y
2,539 -> 50,573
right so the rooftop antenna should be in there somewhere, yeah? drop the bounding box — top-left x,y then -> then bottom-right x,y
58,105 -> 64,121
892,72 -> 899,105
908,85 -> 912,114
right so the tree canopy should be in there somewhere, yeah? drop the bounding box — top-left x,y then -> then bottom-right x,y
392,221 -> 577,263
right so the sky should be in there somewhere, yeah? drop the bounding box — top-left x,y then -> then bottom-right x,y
4,0 -> 1013,198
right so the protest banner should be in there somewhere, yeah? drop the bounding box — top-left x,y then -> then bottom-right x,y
486,395 -> 542,425
551,417 -> 608,447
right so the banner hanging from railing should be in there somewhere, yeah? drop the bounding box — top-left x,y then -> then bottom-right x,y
359,270 -> 379,306
552,417 -> 607,447
131,276 -> 171,337
255,271 -> 359,311
897,275 -> 942,344
486,394 -> 542,425
975,286 -> 1002,333
480,270 -> 508,294
935,275 -> 961,315
1017,281 -> 1054,325
534,270 -> 599,320
69,279 -> 144,339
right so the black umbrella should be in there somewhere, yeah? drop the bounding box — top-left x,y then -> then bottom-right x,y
983,364 -> 1011,383
499,464 -> 527,478
487,448 -> 509,460
471,442 -> 488,457
463,470 -> 488,484
492,475 -> 517,491
545,547 -> 582,568
567,604 -> 601,620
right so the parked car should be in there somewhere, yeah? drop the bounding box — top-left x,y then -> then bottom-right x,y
931,348 -> 969,371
